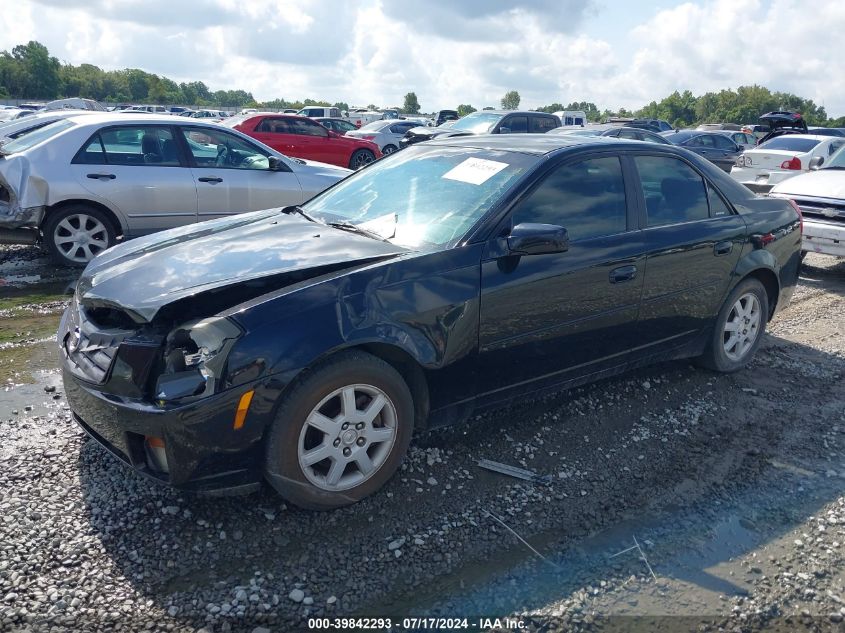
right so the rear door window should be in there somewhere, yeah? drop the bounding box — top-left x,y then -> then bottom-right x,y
504,116 -> 528,133
256,117 -> 291,133
290,118 -> 329,137
73,126 -> 180,166
633,155 -> 710,226
530,116 -> 558,133
712,134 -> 736,150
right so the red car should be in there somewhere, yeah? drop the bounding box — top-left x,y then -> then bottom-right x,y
222,113 -> 381,169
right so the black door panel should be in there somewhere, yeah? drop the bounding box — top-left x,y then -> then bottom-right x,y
479,236 -> 646,395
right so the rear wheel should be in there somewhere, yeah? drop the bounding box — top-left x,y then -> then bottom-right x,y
349,149 -> 376,169
697,278 -> 768,372
42,205 -> 116,267
264,351 -> 414,510
382,144 -> 398,155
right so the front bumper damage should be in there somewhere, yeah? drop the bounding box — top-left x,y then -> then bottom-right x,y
0,155 -> 47,239
59,298 -> 277,495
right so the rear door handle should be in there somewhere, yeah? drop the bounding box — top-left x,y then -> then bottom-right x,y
87,173 -> 115,180
714,241 -> 733,256
609,265 -> 637,283
198,176 -> 223,183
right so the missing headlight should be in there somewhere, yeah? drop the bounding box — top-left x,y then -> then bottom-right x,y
156,316 -> 243,404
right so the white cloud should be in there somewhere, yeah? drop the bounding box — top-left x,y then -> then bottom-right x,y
0,0 -> 843,117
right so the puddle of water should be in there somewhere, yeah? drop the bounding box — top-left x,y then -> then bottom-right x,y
1,369 -> 63,418
367,500 -> 786,619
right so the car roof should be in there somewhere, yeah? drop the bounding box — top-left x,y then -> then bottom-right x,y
664,129 -> 729,138
425,133 -> 650,156
465,110 -> 556,116
58,113 -> 228,127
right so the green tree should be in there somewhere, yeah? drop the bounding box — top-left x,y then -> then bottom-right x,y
10,41 -> 62,98
333,101 -> 349,113
403,92 -> 420,114
500,90 -> 520,110
456,104 -> 476,117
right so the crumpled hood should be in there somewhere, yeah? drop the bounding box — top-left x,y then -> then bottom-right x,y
76,208 -> 409,322
771,169 -> 845,199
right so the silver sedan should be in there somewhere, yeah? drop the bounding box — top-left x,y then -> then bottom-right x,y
344,119 -> 421,155
0,114 -> 350,265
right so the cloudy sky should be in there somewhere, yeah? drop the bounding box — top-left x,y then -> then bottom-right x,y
3,0 -> 844,116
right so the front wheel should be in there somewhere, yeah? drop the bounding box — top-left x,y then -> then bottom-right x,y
349,149 -> 376,169
382,144 -> 398,155
264,351 -> 414,510
42,205 -> 116,267
697,278 -> 768,372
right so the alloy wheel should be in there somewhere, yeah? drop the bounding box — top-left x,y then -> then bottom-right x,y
297,383 -> 398,492
351,151 -> 374,169
722,292 -> 761,362
52,213 -> 110,263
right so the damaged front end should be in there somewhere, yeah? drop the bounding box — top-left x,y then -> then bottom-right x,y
61,293 -> 245,407
59,292 -> 266,492
0,155 -> 47,243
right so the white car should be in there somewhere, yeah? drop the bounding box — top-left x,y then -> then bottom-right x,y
0,114 -> 350,265
770,146 -> 845,258
344,119 -> 421,155
730,134 -> 845,193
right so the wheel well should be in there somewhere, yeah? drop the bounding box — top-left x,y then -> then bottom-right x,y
744,268 -> 779,320
44,200 -> 124,237
356,342 -> 430,431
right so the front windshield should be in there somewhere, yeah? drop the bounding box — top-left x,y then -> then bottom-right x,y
302,145 -> 538,249
448,112 -> 503,134
1,119 -> 75,154
824,146 -> 845,169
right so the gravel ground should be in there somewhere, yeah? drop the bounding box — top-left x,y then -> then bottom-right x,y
0,246 -> 844,633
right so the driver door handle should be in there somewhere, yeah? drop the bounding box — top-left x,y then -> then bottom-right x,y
714,241 -> 733,256
198,176 -> 222,183
610,265 -> 637,283
87,173 -> 116,180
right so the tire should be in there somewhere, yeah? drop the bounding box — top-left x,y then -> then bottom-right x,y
264,350 -> 414,510
382,144 -> 398,155
696,277 -> 769,373
42,204 -> 116,267
349,149 -> 376,170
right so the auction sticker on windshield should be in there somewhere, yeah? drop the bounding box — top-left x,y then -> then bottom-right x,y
442,157 -> 509,185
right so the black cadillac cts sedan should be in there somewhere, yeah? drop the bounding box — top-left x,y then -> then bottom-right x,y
60,135 -> 802,509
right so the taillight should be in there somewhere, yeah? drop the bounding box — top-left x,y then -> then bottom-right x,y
780,156 -> 802,170
786,198 -> 803,235
361,134 -> 376,140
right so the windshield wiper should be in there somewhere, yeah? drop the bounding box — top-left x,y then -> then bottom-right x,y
282,205 -> 318,223
326,221 -> 390,242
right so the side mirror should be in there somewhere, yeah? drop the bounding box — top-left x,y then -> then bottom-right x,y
268,156 -> 287,171
499,127 -> 512,134
809,156 -> 824,170
506,223 -> 569,255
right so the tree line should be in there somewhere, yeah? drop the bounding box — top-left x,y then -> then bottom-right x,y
2,41 -> 843,127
